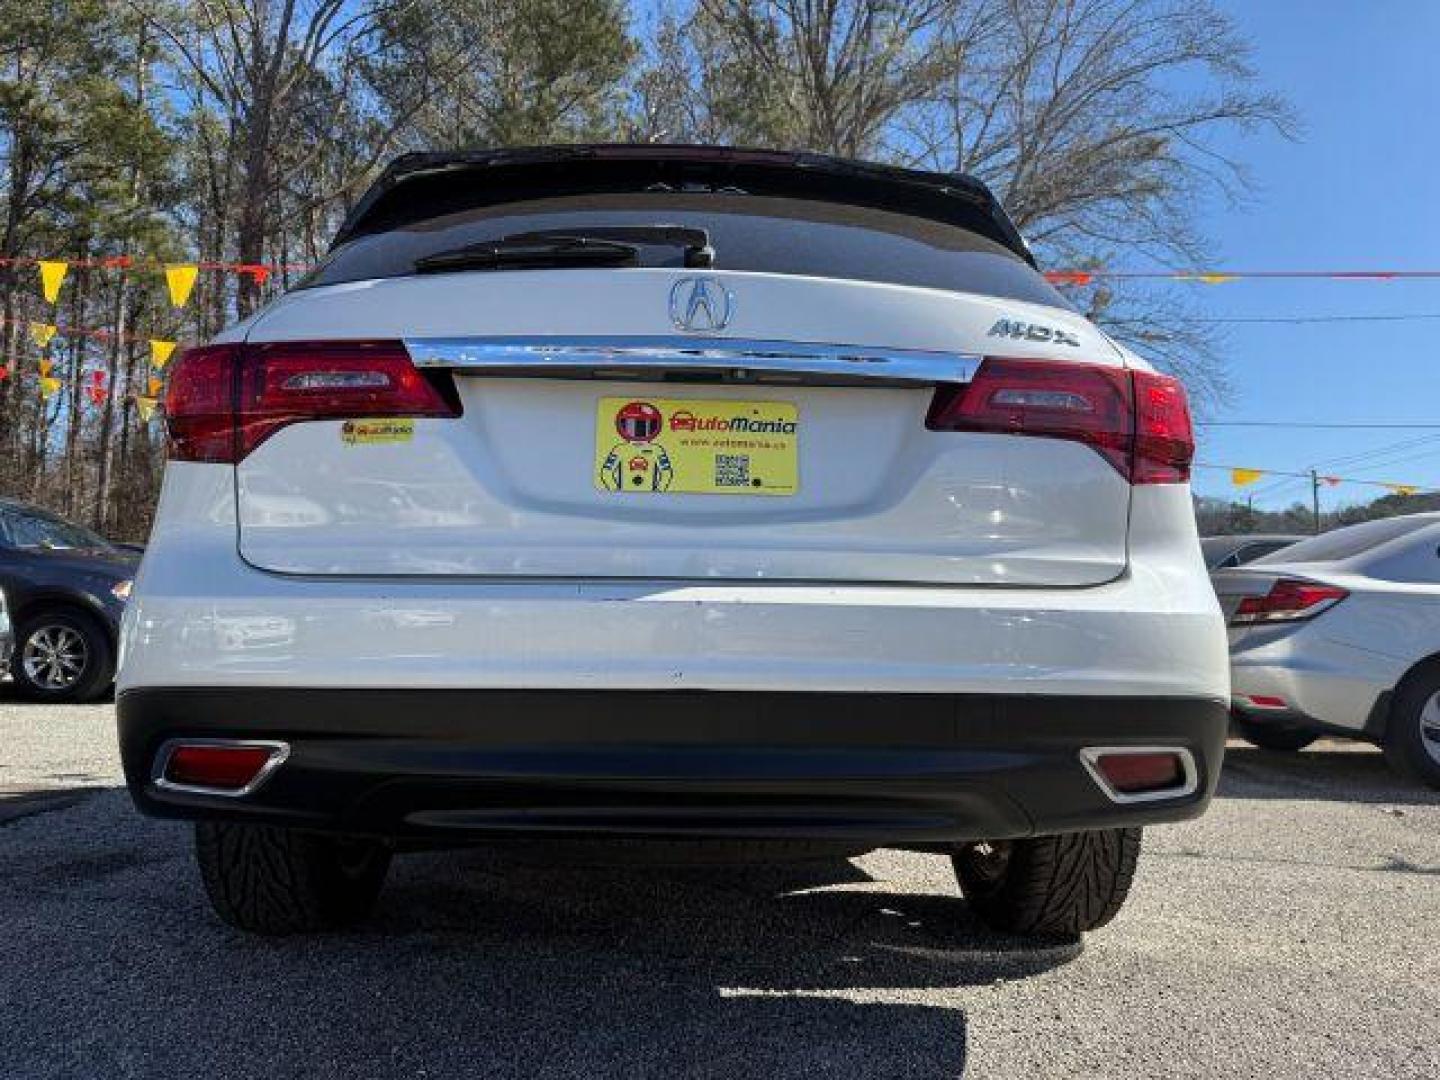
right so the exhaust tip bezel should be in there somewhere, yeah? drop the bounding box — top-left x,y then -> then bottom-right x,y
1079,745 -> 1198,804
152,738 -> 291,798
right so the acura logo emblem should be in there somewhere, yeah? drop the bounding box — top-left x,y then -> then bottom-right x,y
669,277 -> 734,332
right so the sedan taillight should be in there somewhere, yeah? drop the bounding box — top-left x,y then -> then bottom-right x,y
925,358 -> 1194,484
1230,578 -> 1348,625
164,340 -> 460,463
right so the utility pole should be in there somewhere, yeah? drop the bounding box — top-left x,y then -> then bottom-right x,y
1310,468 -> 1321,534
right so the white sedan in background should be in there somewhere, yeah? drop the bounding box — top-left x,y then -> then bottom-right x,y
1214,513 -> 1440,787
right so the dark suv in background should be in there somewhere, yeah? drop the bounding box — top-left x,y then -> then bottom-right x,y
0,497 -> 139,702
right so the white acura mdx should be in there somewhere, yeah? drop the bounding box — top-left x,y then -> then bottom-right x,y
117,145 -> 1229,936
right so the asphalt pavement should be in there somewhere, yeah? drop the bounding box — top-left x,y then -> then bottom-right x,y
1,698 -> 1437,1079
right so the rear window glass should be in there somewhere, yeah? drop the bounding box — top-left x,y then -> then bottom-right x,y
1239,539 -> 1297,563
304,193 -> 1067,307
1252,516 -> 1433,564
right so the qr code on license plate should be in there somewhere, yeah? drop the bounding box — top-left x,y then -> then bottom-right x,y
714,453 -> 752,487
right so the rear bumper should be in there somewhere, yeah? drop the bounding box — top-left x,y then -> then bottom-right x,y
118,688 -> 1228,844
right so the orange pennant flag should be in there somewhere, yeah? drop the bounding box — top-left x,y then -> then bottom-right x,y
1231,468 -> 1264,487
147,375 -> 164,396
29,322 -> 57,348
38,260 -> 69,303
149,339 -> 177,369
1321,476 -> 1341,487
39,376 -> 61,398
38,357 -> 53,378
1195,273 -> 1237,285
164,264 -> 199,308
136,395 -> 158,421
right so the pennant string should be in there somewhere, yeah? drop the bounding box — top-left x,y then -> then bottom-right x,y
1,251 -> 1438,286
1194,463 -> 1437,495
1045,269 -> 1440,285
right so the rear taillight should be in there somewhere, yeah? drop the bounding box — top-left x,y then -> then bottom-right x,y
1230,578 -> 1348,625
925,358 -> 1194,484
164,340 -> 459,463
164,344 -> 239,463
1131,370 -> 1194,484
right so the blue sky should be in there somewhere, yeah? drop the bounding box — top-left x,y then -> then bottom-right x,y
1176,1 -> 1440,509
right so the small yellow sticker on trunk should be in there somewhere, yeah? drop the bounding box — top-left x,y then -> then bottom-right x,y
341,418 -> 414,445
595,397 -> 798,495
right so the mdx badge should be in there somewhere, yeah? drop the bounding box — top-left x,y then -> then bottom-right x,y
670,277 -> 735,332
988,318 -> 1081,347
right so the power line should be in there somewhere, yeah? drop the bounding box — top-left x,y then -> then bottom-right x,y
1198,420 -> 1440,430
1290,434 -> 1440,474
1330,441 -> 1440,476
1179,313 -> 1440,324
1113,313 -> 1440,325
1237,436 -> 1440,502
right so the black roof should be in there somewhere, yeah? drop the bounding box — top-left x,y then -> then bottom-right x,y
333,144 -> 1033,265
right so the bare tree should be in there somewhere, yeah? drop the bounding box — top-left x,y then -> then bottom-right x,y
640,0 -> 1294,407
917,0 -> 1295,404
690,0 -> 957,155
134,0 -> 402,315
363,0 -> 635,151
922,0 -> 1295,265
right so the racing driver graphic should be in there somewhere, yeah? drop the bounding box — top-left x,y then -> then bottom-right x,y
599,400 -> 675,492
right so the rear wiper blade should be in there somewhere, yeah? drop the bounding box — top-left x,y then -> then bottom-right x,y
507,226 -> 715,268
414,234 -> 640,273
414,226 -> 716,274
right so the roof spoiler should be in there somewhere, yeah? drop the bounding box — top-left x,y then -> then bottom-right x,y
332,144 -> 1034,266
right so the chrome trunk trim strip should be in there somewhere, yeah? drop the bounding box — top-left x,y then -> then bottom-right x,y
404,336 -> 982,387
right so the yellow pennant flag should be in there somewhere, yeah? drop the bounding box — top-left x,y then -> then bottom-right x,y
1231,468 -> 1264,487
149,339 -> 177,369
164,264 -> 199,308
39,376 -> 61,398
147,374 -> 164,396
29,322 -> 57,348
1386,483 -> 1418,497
38,260 -> 69,303
136,395 -> 158,421
38,357 -> 53,378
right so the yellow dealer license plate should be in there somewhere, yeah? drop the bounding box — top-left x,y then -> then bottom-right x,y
595,397 -> 798,496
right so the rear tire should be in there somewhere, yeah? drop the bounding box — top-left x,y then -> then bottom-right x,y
194,822 -> 391,934
952,828 -> 1141,937
12,608 -> 113,703
1382,668 -> 1440,790
1232,715 -> 1318,752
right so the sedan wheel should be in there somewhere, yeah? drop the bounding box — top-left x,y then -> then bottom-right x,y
1383,670 -> 1440,790
22,624 -> 89,691
11,611 -> 114,703
1419,692 -> 1440,769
